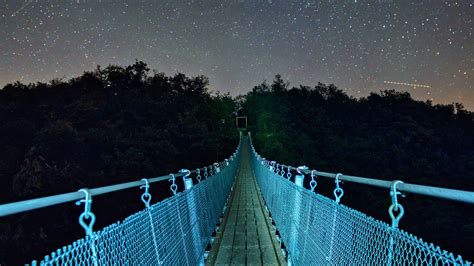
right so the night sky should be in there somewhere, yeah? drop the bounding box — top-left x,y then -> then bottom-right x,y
1,1 -> 473,109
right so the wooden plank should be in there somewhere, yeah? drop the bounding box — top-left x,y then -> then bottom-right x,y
220,228 -> 235,247
262,246 -> 279,265
231,247 -> 246,264
215,246 -> 233,264
246,247 -> 262,264
211,139 -> 283,265
246,222 -> 257,235
246,232 -> 259,248
233,232 -> 246,248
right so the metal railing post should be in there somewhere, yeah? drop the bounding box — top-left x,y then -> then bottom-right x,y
288,166 -> 307,264
180,169 -> 203,264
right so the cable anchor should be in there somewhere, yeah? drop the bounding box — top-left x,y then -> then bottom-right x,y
169,174 -> 178,195
333,173 -> 344,203
286,166 -> 292,179
196,168 -> 202,183
140,178 -> 152,208
76,188 -> 96,236
310,170 -> 318,192
388,180 -> 405,228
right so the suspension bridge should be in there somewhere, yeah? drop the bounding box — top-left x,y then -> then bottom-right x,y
0,132 -> 473,265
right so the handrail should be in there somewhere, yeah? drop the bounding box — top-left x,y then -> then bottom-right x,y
249,135 -> 474,205
286,165 -> 474,204
0,137 -> 242,218
0,173 -> 183,217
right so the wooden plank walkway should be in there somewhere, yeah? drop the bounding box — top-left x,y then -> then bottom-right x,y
208,137 -> 283,265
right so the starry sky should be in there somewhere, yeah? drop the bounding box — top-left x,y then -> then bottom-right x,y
1,0 -> 473,109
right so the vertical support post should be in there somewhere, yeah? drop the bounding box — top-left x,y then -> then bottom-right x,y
181,169 -> 203,265
294,171 -> 305,187
288,166 -> 307,264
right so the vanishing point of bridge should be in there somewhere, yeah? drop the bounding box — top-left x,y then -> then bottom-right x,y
208,138 -> 282,264
0,133 -> 472,265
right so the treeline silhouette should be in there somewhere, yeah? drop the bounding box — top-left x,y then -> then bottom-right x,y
1,64 -> 473,264
242,75 -> 474,261
0,61 -> 238,264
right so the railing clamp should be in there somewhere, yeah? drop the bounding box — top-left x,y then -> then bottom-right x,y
180,169 -> 193,190
214,162 -> 220,173
295,166 -> 308,187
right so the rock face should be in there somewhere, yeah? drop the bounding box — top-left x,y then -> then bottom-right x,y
12,147 -> 82,198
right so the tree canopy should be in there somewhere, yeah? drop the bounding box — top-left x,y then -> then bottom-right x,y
242,75 -> 474,261
0,61 -> 238,264
1,66 -> 473,263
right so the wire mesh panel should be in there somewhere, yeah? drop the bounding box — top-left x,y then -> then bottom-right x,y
32,144 -> 241,265
249,138 -> 471,266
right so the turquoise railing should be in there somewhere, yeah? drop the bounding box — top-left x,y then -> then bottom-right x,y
1,131 -> 473,265
0,136 -> 242,265
249,133 -> 472,265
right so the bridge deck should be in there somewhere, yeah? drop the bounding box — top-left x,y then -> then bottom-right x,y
208,138 -> 283,265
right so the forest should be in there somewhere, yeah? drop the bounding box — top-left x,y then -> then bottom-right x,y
0,63 -> 473,264
242,75 -> 474,261
0,61 -> 238,264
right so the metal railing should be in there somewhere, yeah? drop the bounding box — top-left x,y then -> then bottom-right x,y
248,133 -> 472,265
0,136 -> 242,265
0,145 -> 240,218
276,165 -> 474,204
2,130 -> 473,265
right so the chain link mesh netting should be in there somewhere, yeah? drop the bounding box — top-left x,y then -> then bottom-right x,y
32,143 -> 241,265
249,138 -> 471,266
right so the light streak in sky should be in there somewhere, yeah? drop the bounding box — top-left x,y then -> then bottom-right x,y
10,0 -> 34,17
383,81 -> 431,88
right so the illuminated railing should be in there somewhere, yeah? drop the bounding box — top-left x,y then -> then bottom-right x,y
0,136 -> 242,265
2,131 -> 473,265
249,133 -> 472,265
